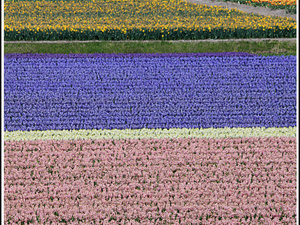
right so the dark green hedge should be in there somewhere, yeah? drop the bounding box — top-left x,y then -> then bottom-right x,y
4,27 -> 296,41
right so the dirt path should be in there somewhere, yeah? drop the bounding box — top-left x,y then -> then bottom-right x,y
185,0 -> 297,19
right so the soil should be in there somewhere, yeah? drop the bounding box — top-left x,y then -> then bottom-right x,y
185,0 -> 297,19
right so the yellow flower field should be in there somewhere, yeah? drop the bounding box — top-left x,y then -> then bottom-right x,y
4,0 -> 296,40
250,0 -> 296,5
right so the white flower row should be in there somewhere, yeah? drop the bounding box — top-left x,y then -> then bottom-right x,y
4,126 -> 297,141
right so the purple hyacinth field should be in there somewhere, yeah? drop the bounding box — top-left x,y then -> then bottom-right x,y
4,53 -> 296,131
4,52 -> 297,224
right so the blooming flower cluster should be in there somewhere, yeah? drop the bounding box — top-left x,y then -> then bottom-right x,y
4,137 -> 296,224
240,0 -> 296,14
4,0 -> 296,40
4,53 -> 296,132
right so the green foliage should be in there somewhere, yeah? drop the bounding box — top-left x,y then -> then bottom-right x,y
4,40 -> 296,56
4,27 -> 296,41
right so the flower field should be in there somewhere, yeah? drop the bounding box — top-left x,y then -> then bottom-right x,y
4,52 -> 297,224
247,0 -> 296,5
223,0 -> 296,14
4,53 -> 296,131
4,137 -> 297,224
4,0 -> 296,41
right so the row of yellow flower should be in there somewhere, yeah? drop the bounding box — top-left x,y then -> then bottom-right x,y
4,127 -> 297,141
250,0 -> 296,5
4,0 -> 296,33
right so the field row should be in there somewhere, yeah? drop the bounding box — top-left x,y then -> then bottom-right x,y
222,0 -> 296,13
4,53 -> 296,131
4,127 -> 297,141
4,137 -> 296,224
4,0 -> 296,40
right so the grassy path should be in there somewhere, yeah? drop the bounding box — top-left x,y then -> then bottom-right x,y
4,39 -> 296,55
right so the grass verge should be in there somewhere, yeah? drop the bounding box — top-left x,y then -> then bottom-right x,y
4,40 -> 296,55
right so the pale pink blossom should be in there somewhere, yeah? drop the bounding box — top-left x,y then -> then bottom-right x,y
4,137 -> 296,223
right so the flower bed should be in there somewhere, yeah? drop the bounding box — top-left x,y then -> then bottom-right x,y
4,53 -> 296,131
4,137 -> 297,224
4,52 -> 297,224
4,0 -> 296,40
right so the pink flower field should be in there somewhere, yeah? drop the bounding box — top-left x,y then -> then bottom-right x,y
4,137 -> 296,224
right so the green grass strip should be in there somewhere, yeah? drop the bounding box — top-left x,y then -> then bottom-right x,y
4,127 -> 297,141
4,40 -> 296,55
